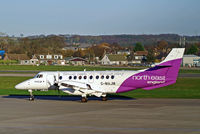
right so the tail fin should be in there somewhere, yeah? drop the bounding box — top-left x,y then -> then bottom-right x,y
160,48 -> 185,65
143,48 -> 185,90
116,48 -> 185,93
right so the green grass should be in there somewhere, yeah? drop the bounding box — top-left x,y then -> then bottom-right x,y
0,65 -> 138,71
179,69 -> 200,74
0,76 -> 65,95
0,65 -> 200,73
0,76 -> 200,98
0,60 -> 19,64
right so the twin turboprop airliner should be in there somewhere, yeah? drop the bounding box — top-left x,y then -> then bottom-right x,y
15,48 -> 185,102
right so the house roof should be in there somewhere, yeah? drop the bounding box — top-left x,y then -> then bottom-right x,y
118,50 -> 130,52
4,54 -> 30,60
107,54 -> 126,61
34,54 -> 62,56
134,51 -> 148,56
65,57 -> 87,62
183,55 -> 199,57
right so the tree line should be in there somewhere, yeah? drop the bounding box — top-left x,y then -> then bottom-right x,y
0,35 -> 200,63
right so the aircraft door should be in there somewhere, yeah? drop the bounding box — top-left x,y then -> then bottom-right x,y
46,74 -> 55,88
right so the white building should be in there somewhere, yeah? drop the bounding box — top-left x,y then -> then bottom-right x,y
129,51 -> 148,64
101,54 -> 128,65
182,55 -> 200,67
32,54 -> 65,65
117,50 -> 131,55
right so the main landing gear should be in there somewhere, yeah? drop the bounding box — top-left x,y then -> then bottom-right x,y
81,94 -> 108,103
81,97 -> 88,103
81,94 -> 88,103
28,89 -> 34,101
101,96 -> 107,101
101,94 -> 107,101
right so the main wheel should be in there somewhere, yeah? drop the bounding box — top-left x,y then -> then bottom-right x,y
102,97 -> 107,101
81,97 -> 88,103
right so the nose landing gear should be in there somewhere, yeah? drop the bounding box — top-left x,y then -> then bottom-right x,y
28,89 -> 34,101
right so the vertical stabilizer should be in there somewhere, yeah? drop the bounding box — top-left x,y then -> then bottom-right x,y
160,48 -> 185,64
116,48 -> 185,93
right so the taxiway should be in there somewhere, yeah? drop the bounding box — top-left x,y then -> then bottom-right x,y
0,96 -> 200,134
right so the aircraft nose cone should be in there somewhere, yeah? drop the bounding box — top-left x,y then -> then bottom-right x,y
15,83 -> 25,89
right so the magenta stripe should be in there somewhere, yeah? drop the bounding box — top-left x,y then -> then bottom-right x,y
116,58 -> 182,93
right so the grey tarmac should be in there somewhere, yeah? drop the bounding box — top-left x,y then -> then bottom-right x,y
0,96 -> 200,134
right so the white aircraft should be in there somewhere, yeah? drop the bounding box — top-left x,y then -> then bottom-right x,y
15,48 -> 185,102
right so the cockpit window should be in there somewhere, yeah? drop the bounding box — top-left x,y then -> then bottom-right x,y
35,74 -> 43,78
38,74 -> 43,78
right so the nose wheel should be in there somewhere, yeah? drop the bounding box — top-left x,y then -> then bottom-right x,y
29,96 -> 34,101
28,90 -> 34,101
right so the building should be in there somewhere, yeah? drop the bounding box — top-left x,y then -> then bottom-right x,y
129,51 -> 148,64
65,57 -> 87,65
117,50 -> 131,55
30,55 -> 39,65
101,54 -> 128,65
32,54 -> 65,65
4,54 -> 30,64
182,55 -> 200,67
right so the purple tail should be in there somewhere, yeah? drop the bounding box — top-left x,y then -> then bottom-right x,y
117,48 -> 185,93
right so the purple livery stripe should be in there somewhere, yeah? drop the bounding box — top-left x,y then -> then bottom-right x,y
116,58 -> 182,93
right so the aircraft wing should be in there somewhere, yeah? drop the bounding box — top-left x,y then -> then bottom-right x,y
59,80 -> 104,96
59,80 -> 90,89
58,80 -> 104,94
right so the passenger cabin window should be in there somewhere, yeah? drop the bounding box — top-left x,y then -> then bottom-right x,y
84,76 -> 87,79
101,75 -> 104,79
69,76 -> 72,80
79,76 -> 82,79
111,75 -> 115,79
59,76 -> 62,80
74,76 -> 77,80
96,76 -> 99,79
89,76 -> 93,79
106,75 -> 109,79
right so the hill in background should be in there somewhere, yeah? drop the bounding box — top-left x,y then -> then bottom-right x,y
63,34 -> 200,46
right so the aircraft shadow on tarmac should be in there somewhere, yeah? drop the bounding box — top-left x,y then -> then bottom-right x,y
3,95 -> 135,101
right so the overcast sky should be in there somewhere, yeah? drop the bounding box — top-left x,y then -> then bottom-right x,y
0,0 -> 200,36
